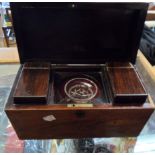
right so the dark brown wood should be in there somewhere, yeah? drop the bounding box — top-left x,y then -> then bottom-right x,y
4,3 -> 154,139
10,3 -> 148,64
24,62 -> 51,68
107,67 -> 148,104
106,62 -> 132,68
5,65 -> 155,139
5,107 -> 154,139
13,67 -> 50,104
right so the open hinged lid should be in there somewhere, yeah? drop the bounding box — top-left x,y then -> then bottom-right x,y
11,2 -> 148,64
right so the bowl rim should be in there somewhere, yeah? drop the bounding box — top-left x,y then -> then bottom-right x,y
64,77 -> 98,102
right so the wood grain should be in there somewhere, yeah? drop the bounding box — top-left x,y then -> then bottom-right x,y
106,62 -> 132,68
6,108 -> 153,139
5,65 -> 154,139
24,62 -> 50,68
13,67 -> 50,104
107,67 -> 147,104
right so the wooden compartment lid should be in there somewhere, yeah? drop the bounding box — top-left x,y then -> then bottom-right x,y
107,66 -> 148,104
11,2 -> 148,64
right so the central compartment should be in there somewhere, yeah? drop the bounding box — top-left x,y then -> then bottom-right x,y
52,66 -> 110,104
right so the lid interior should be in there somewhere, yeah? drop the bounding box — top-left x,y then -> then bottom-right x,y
11,3 -> 148,64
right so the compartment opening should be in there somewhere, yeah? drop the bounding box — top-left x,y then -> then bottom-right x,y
51,66 -> 111,104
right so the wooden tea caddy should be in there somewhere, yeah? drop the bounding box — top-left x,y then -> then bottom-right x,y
5,3 -> 155,139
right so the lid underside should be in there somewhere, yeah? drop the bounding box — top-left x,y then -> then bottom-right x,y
11,3 -> 148,64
